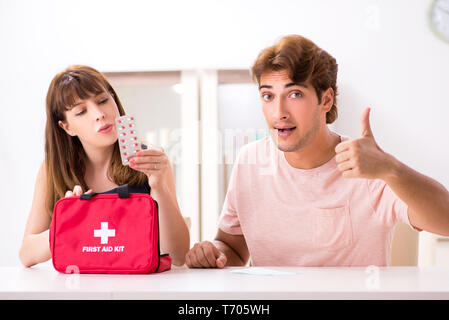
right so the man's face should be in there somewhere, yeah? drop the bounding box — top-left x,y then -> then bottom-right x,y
259,70 -> 329,152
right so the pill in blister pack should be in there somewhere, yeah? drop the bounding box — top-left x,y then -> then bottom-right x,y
115,115 -> 146,166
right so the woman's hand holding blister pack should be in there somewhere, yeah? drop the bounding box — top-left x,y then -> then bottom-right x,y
115,114 -> 171,191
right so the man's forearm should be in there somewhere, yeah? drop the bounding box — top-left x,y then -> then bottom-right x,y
213,240 -> 246,266
383,156 -> 449,235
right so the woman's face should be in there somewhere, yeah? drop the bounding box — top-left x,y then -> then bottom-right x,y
58,90 -> 120,149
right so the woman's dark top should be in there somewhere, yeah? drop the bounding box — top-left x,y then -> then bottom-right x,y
98,177 -> 151,195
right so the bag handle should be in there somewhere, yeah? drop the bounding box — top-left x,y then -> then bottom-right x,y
80,184 -> 129,200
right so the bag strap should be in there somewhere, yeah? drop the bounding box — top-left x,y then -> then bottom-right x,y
80,184 -> 130,200
116,184 -> 130,198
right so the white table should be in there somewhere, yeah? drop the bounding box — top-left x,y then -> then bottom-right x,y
1,264 -> 449,300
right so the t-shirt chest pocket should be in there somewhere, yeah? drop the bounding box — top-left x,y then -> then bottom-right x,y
312,204 -> 353,251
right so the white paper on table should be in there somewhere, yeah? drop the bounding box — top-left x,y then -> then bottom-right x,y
230,267 -> 300,276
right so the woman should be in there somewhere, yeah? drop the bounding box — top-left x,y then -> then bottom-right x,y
19,65 -> 189,267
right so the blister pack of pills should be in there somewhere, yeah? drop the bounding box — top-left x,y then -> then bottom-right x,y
115,115 -> 146,166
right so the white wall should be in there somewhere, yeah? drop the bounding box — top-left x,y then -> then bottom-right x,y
1,0 -> 448,266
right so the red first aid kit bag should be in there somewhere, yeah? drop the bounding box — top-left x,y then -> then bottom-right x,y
49,184 -> 171,274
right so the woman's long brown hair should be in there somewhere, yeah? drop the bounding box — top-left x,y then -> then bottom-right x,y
44,65 -> 147,217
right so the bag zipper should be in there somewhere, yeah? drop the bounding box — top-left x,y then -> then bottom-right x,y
154,200 -> 162,272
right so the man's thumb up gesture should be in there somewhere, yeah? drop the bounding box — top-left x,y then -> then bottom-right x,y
335,108 -> 394,180
361,107 -> 374,138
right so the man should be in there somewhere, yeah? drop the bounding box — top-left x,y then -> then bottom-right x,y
185,35 -> 449,267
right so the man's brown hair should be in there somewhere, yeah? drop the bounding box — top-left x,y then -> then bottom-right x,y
251,35 -> 338,124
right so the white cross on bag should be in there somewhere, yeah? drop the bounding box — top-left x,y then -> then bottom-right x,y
94,222 -> 115,244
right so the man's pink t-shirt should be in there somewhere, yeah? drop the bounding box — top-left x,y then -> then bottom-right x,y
218,135 -> 417,266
